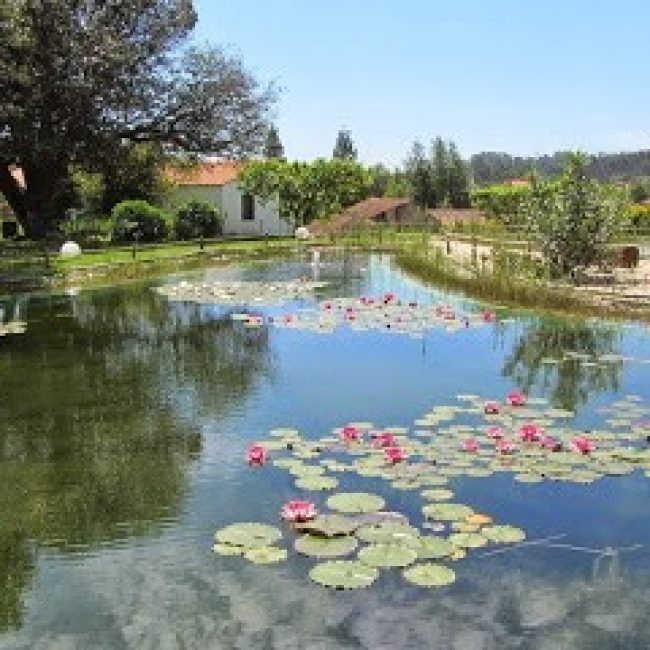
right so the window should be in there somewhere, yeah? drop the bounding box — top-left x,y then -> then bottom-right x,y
241,193 -> 255,221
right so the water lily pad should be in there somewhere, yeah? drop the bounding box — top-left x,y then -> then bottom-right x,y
296,514 -> 357,537
212,543 -> 244,556
356,522 -> 420,545
422,503 -> 474,521
327,492 -> 386,514
421,488 -> 454,501
309,560 -> 378,589
448,532 -> 488,548
244,546 -> 288,564
215,523 -> 282,549
481,525 -> 526,543
403,563 -> 456,587
295,475 -> 338,491
358,543 -> 418,568
295,534 -> 358,558
414,536 -> 455,559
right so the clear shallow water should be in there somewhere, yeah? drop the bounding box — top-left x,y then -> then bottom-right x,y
1,253 -> 650,649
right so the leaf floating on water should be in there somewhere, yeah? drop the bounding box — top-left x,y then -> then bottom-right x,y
215,523 -> 282,549
422,503 -> 474,521
403,563 -> 456,587
356,522 -> 420,546
448,532 -> 488,548
327,492 -> 386,514
421,488 -> 454,501
295,475 -> 338,491
309,560 -> 378,590
414,536 -> 455,559
295,514 -> 358,537
212,543 -> 245,557
244,546 -> 288,564
481,525 -> 526,544
358,543 -> 418,568
295,534 -> 358,558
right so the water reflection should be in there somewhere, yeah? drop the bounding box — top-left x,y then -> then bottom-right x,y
0,286 -> 272,631
502,318 -> 623,411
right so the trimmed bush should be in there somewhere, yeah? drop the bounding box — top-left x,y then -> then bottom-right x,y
111,200 -> 168,243
174,201 -> 223,240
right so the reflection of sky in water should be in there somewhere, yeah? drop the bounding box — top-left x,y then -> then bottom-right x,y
3,252 -> 650,648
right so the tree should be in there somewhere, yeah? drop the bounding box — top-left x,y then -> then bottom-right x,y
404,141 -> 434,209
264,125 -> 285,159
430,137 -> 448,207
174,201 -> 223,239
238,158 -> 371,226
520,153 -> 627,276
0,1 -> 275,239
332,129 -> 358,161
446,141 -> 471,208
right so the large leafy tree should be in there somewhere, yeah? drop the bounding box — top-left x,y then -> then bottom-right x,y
520,153 -> 627,276
0,1 -> 275,239
238,158 -> 371,226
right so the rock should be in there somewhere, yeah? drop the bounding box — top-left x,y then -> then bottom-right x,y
295,226 -> 311,240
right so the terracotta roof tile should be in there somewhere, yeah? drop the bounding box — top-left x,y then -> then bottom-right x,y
315,197 -> 411,233
165,161 -> 244,186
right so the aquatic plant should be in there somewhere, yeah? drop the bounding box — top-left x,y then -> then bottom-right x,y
281,500 -> 317,523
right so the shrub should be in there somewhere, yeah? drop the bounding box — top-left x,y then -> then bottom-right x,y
111,200 -> 168,243
627,203 -> 650,230
174,201 -> 223,240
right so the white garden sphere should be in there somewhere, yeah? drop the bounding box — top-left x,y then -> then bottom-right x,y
295,226 -> 311,240
60,241 -> 82,258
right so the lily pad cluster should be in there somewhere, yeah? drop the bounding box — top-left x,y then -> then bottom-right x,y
270,295 -> 495,338
155,279 -> 327,307
213,393 -> 650,589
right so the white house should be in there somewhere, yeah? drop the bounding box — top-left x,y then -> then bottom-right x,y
165,161 -> 292,237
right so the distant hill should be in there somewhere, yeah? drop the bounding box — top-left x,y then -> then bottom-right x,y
470,150 -> 650,185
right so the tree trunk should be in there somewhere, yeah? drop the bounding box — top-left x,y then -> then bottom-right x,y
0,164 -> 29,232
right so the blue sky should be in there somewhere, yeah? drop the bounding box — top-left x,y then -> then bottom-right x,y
192,1 -> 650,165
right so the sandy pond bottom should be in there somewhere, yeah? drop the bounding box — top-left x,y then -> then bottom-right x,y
2,253 -> 650,649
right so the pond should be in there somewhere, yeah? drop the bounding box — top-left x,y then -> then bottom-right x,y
2,252 -> 650,649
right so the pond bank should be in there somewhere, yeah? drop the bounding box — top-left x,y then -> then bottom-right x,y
395,242 -> 650,323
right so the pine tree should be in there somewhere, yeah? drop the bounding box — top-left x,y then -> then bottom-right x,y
405,141 -> 434,209
430,137 -> 448,207
447,142 -> 471,208
264,126 -> 285,159
332,129 -> 358,161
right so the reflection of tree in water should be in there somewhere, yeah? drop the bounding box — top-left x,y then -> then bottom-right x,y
502,318 -> 622,411
0,285 -> 272,631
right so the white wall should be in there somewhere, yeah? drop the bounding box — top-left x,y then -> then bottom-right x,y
220,182 -> 292,237
169,183 -> 292,237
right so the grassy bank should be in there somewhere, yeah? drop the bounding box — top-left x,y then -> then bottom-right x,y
395,245 -> 650,323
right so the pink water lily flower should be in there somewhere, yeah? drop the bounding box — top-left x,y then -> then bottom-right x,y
540,436 -> 562,452
384,446 -> 408,464
506,390 -> 527,407
372,432 -> 397,448
496,439 -> 516,455
484,401 -> 501,415
485,426 -> 504,440
247,444 -> 267,466
462,438 -> 479,453
482,310 -> 496,322
571,435 -> 595,455
340,425 -> 362,443
383,292 -> 396,304
281,500 -> 317,522
519,423 -> 543,443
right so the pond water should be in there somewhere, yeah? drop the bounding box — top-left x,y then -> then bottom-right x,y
2,252 -> 650,649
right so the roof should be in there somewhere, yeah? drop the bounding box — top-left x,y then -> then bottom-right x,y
315,197 -> 411,233
164,161 -> 244,187
505,178 -> 530,188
